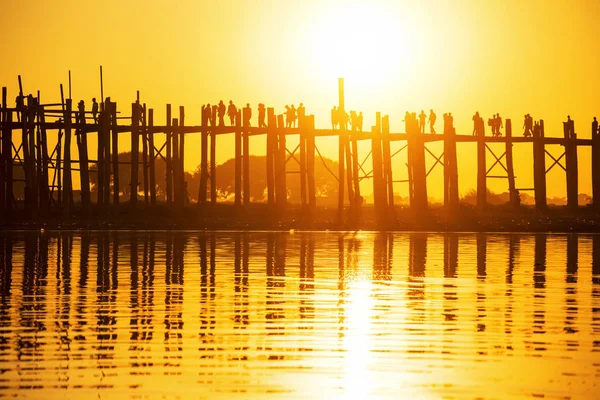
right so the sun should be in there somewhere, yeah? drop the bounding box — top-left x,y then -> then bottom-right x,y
309,2 -> 421,88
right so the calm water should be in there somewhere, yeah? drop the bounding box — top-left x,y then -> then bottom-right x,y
0,231 -> 598,399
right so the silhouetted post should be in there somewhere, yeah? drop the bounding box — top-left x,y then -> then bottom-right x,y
443,119 -> 459,210
276,114 -> 286,210
505,119 -> 517,207
110,102 -> 119,206
172,117 -> 180,207
142,104 -> 149,205
307,115 -> 316,210
592,119 -> 600,208
37,105 -> 50,215
242,107 -> 250,206
77,106 -> 91,212
351,128 -> 361,207
166,104 -> 172,205
372,113 -> 385,215
345,131 -> 354,207
103,104 -> 111,206
266,108 -> 276,208
477,118 -> 486,210
564,119 -> 578,210
299,116 -> 307,208
2,89 -> 13,216
199,106 -> 208,205
148,109 -> 156,205
131,103 -> 140,206
443,233 -> 458,277
62,99 -> 73,217
338,78 -> 345,224
97,105 -> 106,206
476,233 -> 486,277
178,106 -> 185,208
409,117 -> 428,212
533,120 -> 547,210
235,109 -> 242,207
210,111 -> 217,206
21,99 -> 35,214
382,115 -> 394,209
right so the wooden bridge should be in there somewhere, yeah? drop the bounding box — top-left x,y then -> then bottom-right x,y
0,77 -> 598,223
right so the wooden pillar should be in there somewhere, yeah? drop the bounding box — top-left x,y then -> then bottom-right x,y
351,128 -> 361,206
2,92 -> 13,216
172,117 -> 180,207
130,103 -> 140,206
77,107 -> 91,211
37,105 -> 50,215
166,104 -> 172,205
338,77 -> 345,223
103,103 -> 111,206
533,120 -> 547,211
148,109 -> 156,205
593,119 -> 600,208
97,105 -> 105,206
210,112 -> 217,206
242,107 -> 250,206
179,106 -> 185,207
199,106 -> 208,205
142,104 -> 149,205
110,103 -> 119,206
382,115 -> 394,209
372,113 -> 385,213
505,119 -> 517,207
0,89 -> 6,218
266,108 -> 276,208
235,109 -> 242,207
21,101 -> 35,214
63,99 -> 73,217
345,131 -> 354,206
409,119 -> 428,211
444,122 -> 459,211
564,119 -> 578,210
306,115 -> 316,210
276,114 -> 286,209
299,116 -> 307,208
477,120 -> 486,210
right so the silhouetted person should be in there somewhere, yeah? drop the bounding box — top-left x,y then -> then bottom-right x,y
78,100 -> 85,124
204,103 -> 213,126
448,112 -> 454,130
135,99 -> 144,120
419,110 -> 427,133
341,110 -> 349,130
227,100 -> 237,126
297,103 -> 305,120
258,103 -> 266,128
429,109 -> 436,134
290,105 -> 297,127
92,98 -> 99,123
218,100 -> 226,126
285,105 -> 292,128
243,103 -> 252,127
15,94 -> 24,110
565,115 -> 575,138
496,113 -> 503,136
357,112 -> 363,132
331,106 -> 338,129
593,117 -> 599,138
523,114 -> 533,137
472,112 -> 480,136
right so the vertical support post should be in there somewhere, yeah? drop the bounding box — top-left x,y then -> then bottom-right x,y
172,117 -> 179,207
409,116 -> 428,212
338,78 -> 345,223
372,113 -> 385,213
444,121 -> 459,210
179,106 -> 185,207
103,103 -> 111,206
593,118 -> 600,208
165,104 -> 172,205
564,118 -> 578,210
110,102 -> 119,205
2,91 -> 13,216
37,105 -> 50,215
77,106 -> 91,211
477,119 -> 486,210
266,108 -> 276,207
148,109 -> 156,205
142,104 -> 149,205
97,104 -> 105,206
242,107 -> 250,206
276,114 -> 286,209
307,115 -> 316,210
130,103 -> 139,206
351,126 -> 360,206
505,119 -> 517,207
235,109 -> 242,207
63,99 -> 73,216
299,116 -> 307,208
382,115 -> 393,209
533,120 -> 547,210
199,106 -> 208,205
0,88 -> 6,218
210,112 -> 217,206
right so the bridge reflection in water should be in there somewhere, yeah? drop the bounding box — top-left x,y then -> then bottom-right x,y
0,231 -> 598,398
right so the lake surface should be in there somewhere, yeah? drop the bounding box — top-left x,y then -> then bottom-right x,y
0,231 -> 598,399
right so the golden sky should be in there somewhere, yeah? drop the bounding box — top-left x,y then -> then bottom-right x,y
1,0 -> 599,199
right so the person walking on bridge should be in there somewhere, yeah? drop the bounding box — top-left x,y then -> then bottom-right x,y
419,110 -> 427,134
297,103 -> 305,120
331,106 -> 338,129
593,117 -> 598,138
227,100 -> 237,126
243,103 -> 252,127
218,100 -> 226,126
429,109 -> 436,134
258,103 -> 266,128
92,98 -> 99,123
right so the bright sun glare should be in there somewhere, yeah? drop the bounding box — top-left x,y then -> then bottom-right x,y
310,3 -> 419,87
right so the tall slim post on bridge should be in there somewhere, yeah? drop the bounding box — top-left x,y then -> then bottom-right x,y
564,118 -> 578,210
505,119 -> 518,207
533,120 -> 546,210
592,119 -> 600,208
443,117 -> 459,211
477,117 -> 486,210
338,78 -> 345,223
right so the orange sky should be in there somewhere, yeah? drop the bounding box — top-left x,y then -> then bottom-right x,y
1,0 -> 599,200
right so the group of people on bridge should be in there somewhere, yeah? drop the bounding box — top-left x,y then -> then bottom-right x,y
471,112 -> 504,137
330,107 -> 364,132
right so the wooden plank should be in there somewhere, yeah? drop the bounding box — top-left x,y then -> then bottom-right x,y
62,99 -> 73,216
533,120 -> 547,210
235,109 -> 242,207
266,108 -> 276,207
166,104 -> 172,205
505,119 -> 517,207
148,109 -> 156,205
242,106 -> 250,205
130,103 -> 140,205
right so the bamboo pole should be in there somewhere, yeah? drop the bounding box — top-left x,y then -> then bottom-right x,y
210,110 -> 217,206
299,116 -> 307,208
172,117 -> 179,207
